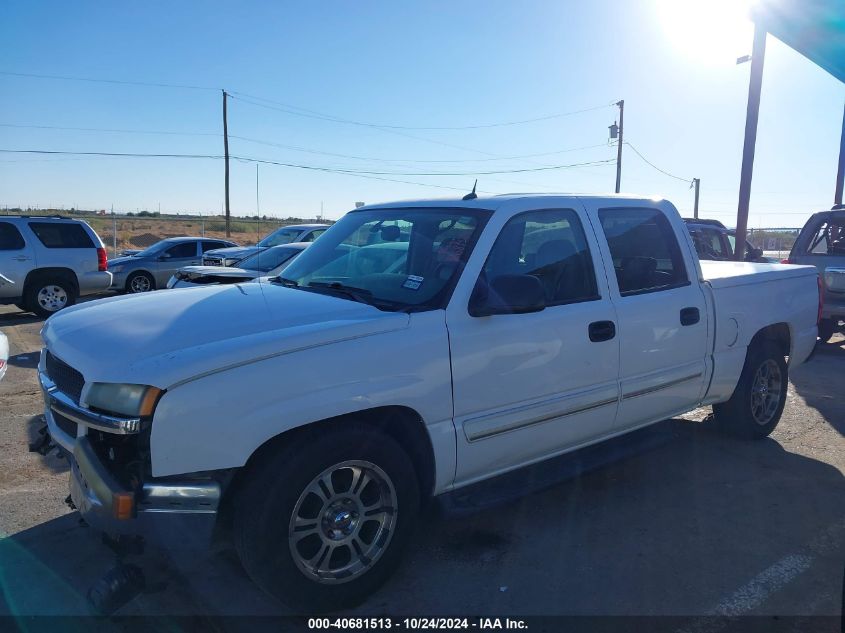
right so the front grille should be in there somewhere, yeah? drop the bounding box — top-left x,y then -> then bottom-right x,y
53,411 -> 78,439
46,351 -> 85,403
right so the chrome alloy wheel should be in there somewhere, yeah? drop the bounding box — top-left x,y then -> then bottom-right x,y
36,285 -> 68,312
750,358 -> 783,426
129,275 -> 151,293
288,460 -> 397,584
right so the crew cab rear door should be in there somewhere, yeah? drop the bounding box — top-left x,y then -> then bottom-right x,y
586,199 -> 709,430
446,200 -> 620,486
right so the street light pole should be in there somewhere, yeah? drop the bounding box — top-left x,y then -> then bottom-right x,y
735,25 -> 767,261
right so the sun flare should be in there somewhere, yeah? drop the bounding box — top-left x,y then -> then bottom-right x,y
655,0 -> 756,66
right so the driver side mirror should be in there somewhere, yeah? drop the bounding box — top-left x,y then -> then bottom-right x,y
469,274 -> 546,317
157,253 -> 171,261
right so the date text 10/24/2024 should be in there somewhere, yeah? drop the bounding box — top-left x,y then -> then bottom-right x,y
308,618 -> 529,630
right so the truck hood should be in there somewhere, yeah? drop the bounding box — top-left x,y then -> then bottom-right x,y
42,284 -> 409,389
205,246 -> 261,262
175,265 -> 260,280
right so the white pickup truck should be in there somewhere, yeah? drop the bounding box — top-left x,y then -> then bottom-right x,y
39,194 -> 820,611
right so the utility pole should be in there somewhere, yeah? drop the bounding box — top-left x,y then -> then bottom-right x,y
835,101 -> 845,206
615,100 -> 625,194
111,204 -> 117,256
692,178 -> 701,219
735,25 -> 767,261
255,164 -> 260,244
223,89 -> 231,237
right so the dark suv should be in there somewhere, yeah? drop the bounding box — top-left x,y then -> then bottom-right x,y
785,206 -> 845,342
683,218 -> 767,262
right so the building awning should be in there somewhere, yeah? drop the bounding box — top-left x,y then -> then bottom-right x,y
753,0 -> 845,83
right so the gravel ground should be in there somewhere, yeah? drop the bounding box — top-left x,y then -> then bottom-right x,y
0,298 -> 842,624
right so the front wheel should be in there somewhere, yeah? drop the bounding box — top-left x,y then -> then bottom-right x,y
712,341 -> 788,439
125,271 -> 155,294
233,425 -> 420,612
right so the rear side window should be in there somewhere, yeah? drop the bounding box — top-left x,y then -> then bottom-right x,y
482,208 -> 599,306
690,228 -> 729,260
599,208 -> 688,296
202,240 -> 229,252
0,222 -> 25,250
28,222 -> 94,249
807,219 -> 845,255
165,242 -> 198,258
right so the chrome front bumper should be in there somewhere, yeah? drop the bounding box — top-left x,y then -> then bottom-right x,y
39,370 -> 221,548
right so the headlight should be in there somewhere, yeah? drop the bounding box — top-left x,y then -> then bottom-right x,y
86,383 -> 162,417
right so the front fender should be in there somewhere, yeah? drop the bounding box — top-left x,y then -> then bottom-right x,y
149,311 -> 455,489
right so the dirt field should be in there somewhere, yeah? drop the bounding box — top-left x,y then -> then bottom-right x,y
0,299 -> 843,624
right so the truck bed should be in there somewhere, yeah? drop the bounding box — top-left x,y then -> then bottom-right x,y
700,260 -> 816,289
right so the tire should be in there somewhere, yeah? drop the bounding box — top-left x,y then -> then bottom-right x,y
712,341 -> 788,440
125,271 -> 155,294
24,278 -> 77,318
233,424 -> 420,612
817,319 -> 836,343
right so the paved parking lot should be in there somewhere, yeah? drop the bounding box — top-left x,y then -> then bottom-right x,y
0,298 -> 843,622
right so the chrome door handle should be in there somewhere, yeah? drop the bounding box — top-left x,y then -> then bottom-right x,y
13,256 -> 30,261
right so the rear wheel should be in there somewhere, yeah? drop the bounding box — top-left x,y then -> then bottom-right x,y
712,341 -> 788,439
24,278 -> 77,318
233,425 -> 419,612
125,271 -> 155,294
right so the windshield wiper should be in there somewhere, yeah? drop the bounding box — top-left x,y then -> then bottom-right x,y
306,281 -> 374,305
268,276 -> 299,287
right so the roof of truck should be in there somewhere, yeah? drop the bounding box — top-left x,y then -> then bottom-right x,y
359,193 -> 666,211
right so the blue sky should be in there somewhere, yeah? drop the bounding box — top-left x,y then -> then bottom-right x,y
1,0 -> 843,227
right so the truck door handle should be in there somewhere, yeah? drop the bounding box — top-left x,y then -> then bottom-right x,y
13,256 -> 30,261
680,307 -> 700,326
588,320 -> 616,342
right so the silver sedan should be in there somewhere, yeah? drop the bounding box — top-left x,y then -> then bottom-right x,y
108,237 -> 238,293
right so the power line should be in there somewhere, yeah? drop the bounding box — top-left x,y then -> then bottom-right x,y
624,142 -> 691,183
0,70 -> 218,91
229,90 -> 615,130
0,122 -> 610,164
0,148 -> 614,177
2,70 -> 616,132
0,122 -> 219,137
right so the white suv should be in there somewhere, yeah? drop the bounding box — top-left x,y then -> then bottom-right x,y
0,216 -> 112,317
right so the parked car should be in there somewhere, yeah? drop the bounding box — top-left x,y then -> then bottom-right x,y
0,215 -> 111,317
39,194 -> 819,611
167,243 -> 310,289
202,223 -> 329,266
108,237 -> 238,293
785,205 -> 845,342
0,329 -> 7,382
683,218 -> 768,262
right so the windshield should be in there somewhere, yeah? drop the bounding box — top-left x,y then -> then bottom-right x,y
134,241 -> 171,257
258,227 -> 304,247
278,207 -> 490,311
239,246 -> 302,272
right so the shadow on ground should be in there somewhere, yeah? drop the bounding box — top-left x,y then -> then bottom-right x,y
1,418 -> 843,618
791,337 -> 845,436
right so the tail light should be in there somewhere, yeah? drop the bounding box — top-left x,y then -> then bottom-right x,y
97,247 -> 108,272
817,274 -> 825,326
